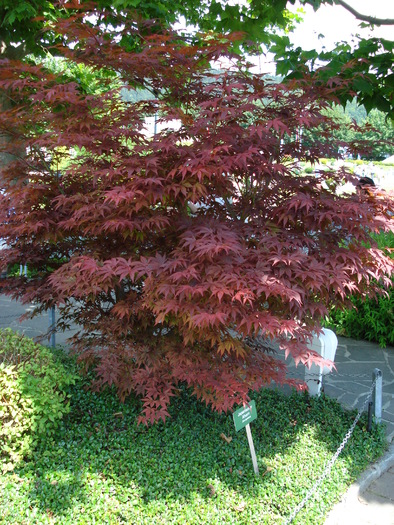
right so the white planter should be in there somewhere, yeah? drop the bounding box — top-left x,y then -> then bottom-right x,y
305,328 -> 338,396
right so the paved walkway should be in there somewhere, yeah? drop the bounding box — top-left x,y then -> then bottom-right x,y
279,333 -> 394,524
322,337 -> 394,525
0,293 -> 79,346
1,294 -> 393,523
323,337 -> 393,442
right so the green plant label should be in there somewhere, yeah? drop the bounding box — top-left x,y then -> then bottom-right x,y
233,400 -> 257,432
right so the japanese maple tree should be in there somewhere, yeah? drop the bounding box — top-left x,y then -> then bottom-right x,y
0,8 -> 393,423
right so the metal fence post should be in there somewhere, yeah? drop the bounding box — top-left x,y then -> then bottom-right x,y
372,368 -> 382,423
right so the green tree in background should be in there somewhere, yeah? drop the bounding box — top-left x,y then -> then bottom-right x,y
327,232 -> 394,348
362,109 -> 394,160
302,103 -> 394,160
0,0 -> 295,60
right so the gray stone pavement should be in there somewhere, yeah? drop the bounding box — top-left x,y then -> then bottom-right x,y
318,337 -> 393,442
1,293 -> 393,523
0,293 -> 79,346
321,338 -> 394,524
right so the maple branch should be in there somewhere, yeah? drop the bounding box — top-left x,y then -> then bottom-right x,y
23,146 -> 54,177
223,195 -> 238,220
334,0 -> 394,25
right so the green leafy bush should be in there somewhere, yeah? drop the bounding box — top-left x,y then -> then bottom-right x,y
327,232 -> 394,347
0,329 -> 77,472
327,292 -> 394,347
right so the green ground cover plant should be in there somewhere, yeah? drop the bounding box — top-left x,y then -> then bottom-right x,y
0,360 -> 387,525
0,329 -> 76,473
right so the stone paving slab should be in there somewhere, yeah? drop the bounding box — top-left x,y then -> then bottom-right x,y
324,338 -> 394,442
0,294 -> 79,346
364,466 -> 394,501
280,335 -> 394,442
325,497 -> 394,525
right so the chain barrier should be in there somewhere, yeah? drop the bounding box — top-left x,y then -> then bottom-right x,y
0,308 -> 41,320
285,369 -> 372,381
282,375 -> 378,525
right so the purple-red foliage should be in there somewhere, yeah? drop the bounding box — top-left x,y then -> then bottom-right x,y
0,8 -> 393,423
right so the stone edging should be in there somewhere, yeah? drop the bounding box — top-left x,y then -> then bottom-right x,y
324,439 -> 394,523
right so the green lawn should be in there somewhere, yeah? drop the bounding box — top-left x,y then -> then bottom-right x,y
0,373 -> 387,525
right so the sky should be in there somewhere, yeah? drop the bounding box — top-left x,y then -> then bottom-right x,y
289,0 -> 394,51
247,0 -> 394,74
175,1 -> 393,62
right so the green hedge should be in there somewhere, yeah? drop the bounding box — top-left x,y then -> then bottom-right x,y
327,232 -> 394,347
0,329 -> 77,472
327,289 -> 394,347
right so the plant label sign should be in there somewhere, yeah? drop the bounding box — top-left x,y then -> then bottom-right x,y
233,401 -> 259,475
233,400 -> 257,432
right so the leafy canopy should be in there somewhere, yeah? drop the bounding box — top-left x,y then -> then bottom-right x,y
0,7 -> 393,423
1,1 -> 393,116
0,0 -> 295,59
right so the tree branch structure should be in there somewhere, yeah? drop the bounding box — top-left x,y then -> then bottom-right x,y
335,0 -> 394,26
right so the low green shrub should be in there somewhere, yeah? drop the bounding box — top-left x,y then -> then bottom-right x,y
373,230 -> 394,254
0,329 -> 77,472
319,157 -> 394,167
327,232 -> 394,347
327,291 -> 394,347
